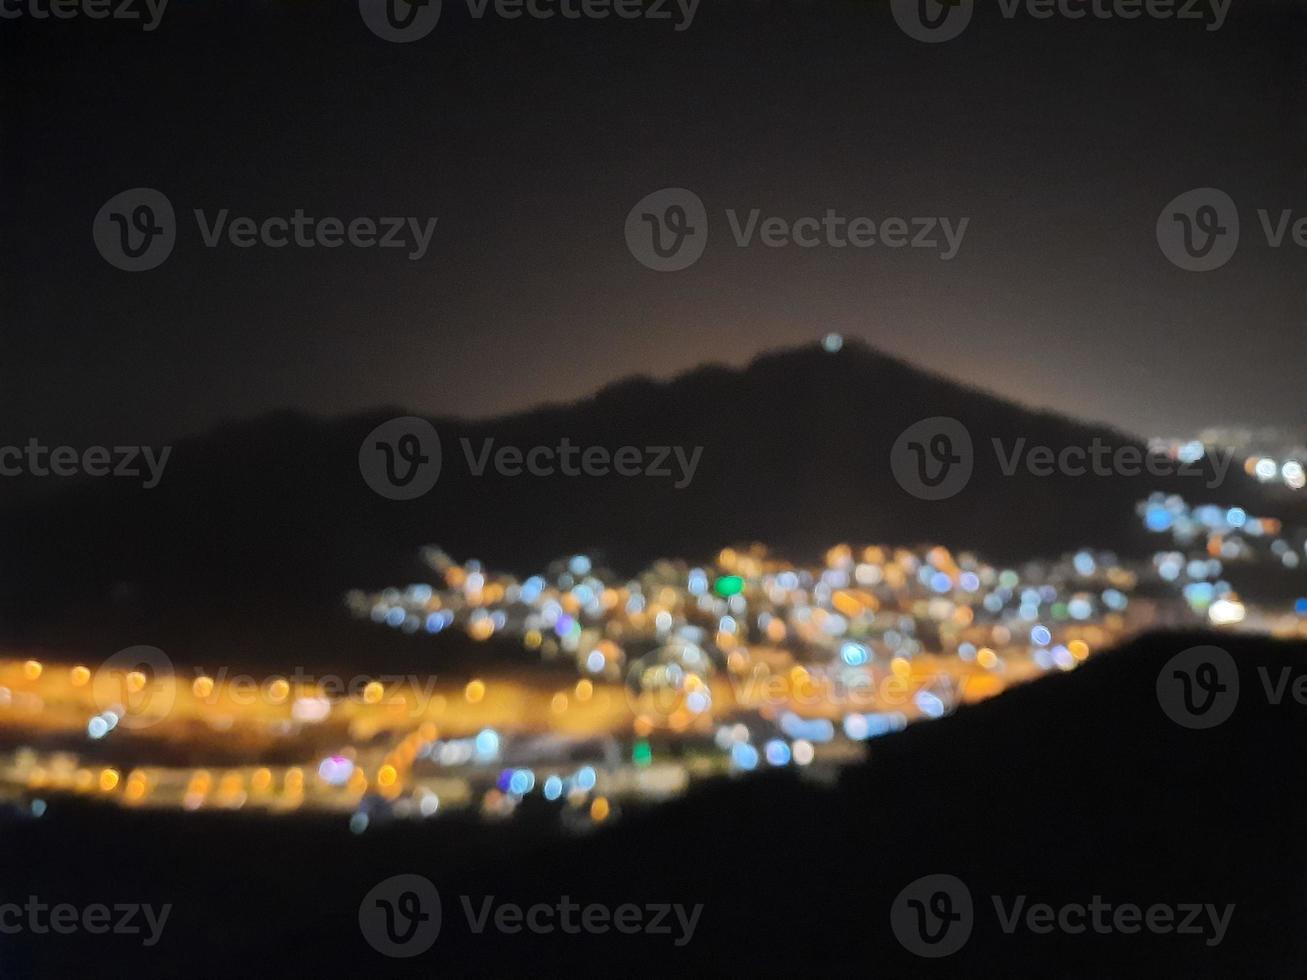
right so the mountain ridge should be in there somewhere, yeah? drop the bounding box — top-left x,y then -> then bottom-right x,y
2,340 -> 1297,644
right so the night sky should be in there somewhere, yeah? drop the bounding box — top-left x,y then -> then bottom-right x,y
4,0 -> 1304,446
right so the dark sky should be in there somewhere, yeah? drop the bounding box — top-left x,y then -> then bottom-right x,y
4,0 -> 1305,446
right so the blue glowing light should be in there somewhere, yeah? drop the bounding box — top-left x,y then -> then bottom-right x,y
575,766 -> 597,791
840,642 -> 869,667
318,755 -> 354,786
474,729 -> 500,761
509,769 -> 533,795
731,742 -> 759,771
779,712 -> 836,743
914,691 -> 946,719
764,740 -> 792,766
1145,505 -> 1174,532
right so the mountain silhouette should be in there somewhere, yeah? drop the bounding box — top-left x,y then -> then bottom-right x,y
2,341 -> 1297,648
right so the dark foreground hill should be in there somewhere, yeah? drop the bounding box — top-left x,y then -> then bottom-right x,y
1,631 -> 1304,978
2,341 -> 1297,649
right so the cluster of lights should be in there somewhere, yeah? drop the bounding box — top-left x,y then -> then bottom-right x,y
21,513 -> 1305,830
1151,435 -> 1307,491
335,541 -> 1149,820
1139,492 -> 1307,625
352,544 -> 1135,684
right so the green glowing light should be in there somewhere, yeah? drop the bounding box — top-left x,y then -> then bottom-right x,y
714,575 -> 744,597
